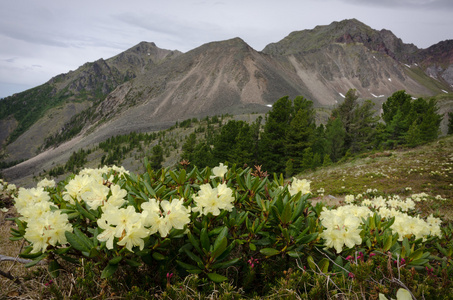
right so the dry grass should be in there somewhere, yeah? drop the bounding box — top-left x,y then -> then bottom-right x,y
0,208 -> 52,299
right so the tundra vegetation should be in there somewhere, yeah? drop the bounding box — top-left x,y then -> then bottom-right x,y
1,90 -> 453,299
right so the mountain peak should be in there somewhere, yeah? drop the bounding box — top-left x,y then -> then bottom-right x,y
262,19 -> 418,62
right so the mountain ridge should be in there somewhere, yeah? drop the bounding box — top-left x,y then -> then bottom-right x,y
1,19 -> 452,184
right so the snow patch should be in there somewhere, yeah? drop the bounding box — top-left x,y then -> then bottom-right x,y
411,97 -> 417,100
339,93 -> 345,98
442,89 -> 448,94
266,104 -> 272,108
371,93 -> 385,98
388,78 -> 392,82
414,63 -> 418,66
404,64 -> 411,68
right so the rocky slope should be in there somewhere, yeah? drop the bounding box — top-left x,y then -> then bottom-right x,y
1,19 -> 452,184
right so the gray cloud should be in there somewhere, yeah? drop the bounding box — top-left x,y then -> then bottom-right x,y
339,0 -> 453,9
0,0 -> 452,98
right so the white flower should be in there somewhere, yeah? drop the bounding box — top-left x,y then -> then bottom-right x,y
106,184 -> 127,208
288,178 -> 311,196
24,210 -> 73,253
192,183 -> 235,216
210,163 -> 228,179
80,181 -> 110,210
37,178 -> 56,188
344,194 -> 355,204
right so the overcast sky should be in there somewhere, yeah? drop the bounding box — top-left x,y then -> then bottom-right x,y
1,0 -> 452,98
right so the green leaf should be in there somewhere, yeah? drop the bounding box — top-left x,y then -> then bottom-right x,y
260,248 -> 279,257
333,255 -> 344,273
176,260 -> 201,272
65,230 -> 90,253
48,260 -> 60,278
383,235 -> 393,251
152,252 -> 166,261
211,258 -> 240,270
101,264 -> 119,279
200,228 -> 210,253
75,200 -> 96,222
125,259 -> 141,267
297,232 -> 318,244
184,248 -> 204,265
143,180 -> 156,198
402,237 -> 411,258
249,243 -> 256,251
109,256 -> 123,265
187,231 -> 203,254
409,258 -> 429,266
307,255 -> 317,271
213,227 -> 228,252
211,237 -> 227,259
281,202 -> 292,225
319,258 -> 330,273
409,248 -> 425,261
24,253 -> 47,268
207,272 -> 228,283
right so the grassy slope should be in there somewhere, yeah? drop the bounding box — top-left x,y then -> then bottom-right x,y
305,135 -> 453,220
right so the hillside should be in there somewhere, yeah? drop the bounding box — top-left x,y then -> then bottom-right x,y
1,19 -> 453,184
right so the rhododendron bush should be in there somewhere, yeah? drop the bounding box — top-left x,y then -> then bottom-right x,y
7,161 -> 452,297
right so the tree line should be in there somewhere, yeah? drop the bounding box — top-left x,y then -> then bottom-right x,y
181,89 -> 443,176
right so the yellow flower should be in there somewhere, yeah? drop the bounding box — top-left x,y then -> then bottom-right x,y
210,163 -> 228,178
24,211 -> 73,253
192,183 -> 235,216
288,178 -> 311,196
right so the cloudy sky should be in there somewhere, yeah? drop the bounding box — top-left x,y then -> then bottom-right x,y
1,0 -> 452,98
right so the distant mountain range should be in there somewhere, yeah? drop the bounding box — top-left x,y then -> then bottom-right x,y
1,18 -> 452,183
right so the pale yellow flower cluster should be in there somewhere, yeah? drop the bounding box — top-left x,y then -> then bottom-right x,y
320,205 -> 371,253
14,187 -> 73,253
63,167 -> 129,209
319,192 -> 443,252
192,183 -> 235,216
344,194 -> 355,204
97,198 -> 191,251
24,210 -> 73,253
37,178 -> 56,188
97,205 -> 149,251
288,178 -> 311,196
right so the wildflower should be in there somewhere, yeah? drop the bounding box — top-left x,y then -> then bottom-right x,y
288,178 -> 311,196
37,178 -> 56,188
210,163 -> 228,179
344,194 -> 355,204
80,181 -> 110,210
142,198 -> 191,237
24,210 -> 73,253
63,174 -> 95,204
192,183 -> 235,216
106,184 -> 127,208
247,257 -> 259,268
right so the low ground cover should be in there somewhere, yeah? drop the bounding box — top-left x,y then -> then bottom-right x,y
1,136 -> 452,299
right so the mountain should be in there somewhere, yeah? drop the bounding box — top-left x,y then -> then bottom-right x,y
1,19 -> 452,184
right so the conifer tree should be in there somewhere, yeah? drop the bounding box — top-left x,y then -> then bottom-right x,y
150,144 -> 164,170
259,96 -> 293,174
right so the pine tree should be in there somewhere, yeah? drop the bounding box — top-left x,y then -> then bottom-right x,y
325,117 -> 346,162
150,144 -> 164,170
349,100 -> 379,153
259,96 -> 293,174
